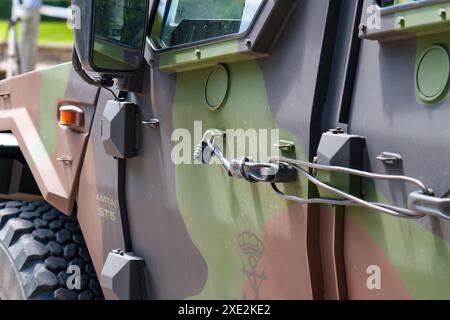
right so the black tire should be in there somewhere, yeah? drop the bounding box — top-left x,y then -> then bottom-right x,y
0,200 -> 104,300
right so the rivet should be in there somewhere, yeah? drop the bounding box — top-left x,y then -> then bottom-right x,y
398,16 -> 405,27
195,49 -> 201,59
439,8 -> 447,19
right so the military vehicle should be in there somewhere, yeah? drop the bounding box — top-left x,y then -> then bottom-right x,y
0,0 -> 450,300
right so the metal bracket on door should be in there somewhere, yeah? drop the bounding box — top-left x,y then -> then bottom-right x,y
270,156 -> 428,219
194,130 -> 298,184
408,191 -> 450,220
194,129 -> 450,220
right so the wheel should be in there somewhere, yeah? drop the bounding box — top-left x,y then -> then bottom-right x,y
0,200 -> 104,300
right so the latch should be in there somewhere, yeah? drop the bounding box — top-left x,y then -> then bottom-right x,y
315,129 -> 365,198
408,191 -> 450,220
194,130 -> 297,183
101,249 -> 148,300
101,100 -> 139,159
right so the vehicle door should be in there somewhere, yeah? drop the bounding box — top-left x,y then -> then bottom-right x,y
341,0 -> 450,299
122,0 -> 340,299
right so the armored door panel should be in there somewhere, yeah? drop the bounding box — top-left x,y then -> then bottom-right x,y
344,0 -> 450,299
116,0 -> 339,299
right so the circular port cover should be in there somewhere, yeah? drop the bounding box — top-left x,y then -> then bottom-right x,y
416,45 -> 450,102
205,64 -> 229,111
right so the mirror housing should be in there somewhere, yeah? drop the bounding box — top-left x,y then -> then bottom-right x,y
72,0 -> 149,75
72,0 -> 94,72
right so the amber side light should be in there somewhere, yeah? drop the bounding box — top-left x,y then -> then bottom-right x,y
58,105 -> 84,127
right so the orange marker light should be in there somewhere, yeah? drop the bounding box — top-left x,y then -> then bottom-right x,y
60,110 -> 78,125
58,105 -> 84,127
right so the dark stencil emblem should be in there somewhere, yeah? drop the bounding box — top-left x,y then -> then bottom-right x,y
238,232 -> 267,299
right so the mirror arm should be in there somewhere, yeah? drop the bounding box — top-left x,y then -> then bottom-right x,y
72,48 -> 119,100
72,48 -> 114,87
72,48 -> 99,86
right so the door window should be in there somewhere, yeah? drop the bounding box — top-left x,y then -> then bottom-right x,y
150,0 -> 264,50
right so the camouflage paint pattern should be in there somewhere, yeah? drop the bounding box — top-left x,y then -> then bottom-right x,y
0,63 -> 98,214
5,0 -> 450,300
345,0 -> 450,300
120,1 -> 331,299
171,61 -> 309,299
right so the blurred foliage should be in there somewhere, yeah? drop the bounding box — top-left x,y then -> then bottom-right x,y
38,21 -> 73,43
0,0 -> 73,44
0,21 -> 73,43
0,1 -> 71,20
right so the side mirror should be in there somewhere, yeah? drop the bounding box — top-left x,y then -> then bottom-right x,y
72,0 -> 150,74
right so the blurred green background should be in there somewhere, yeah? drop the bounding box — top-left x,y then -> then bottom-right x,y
0,0 -> 72,44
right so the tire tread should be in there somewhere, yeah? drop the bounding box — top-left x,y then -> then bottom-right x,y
0,201 -> 103,300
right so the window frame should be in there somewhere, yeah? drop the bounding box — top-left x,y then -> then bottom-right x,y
147,0 -> 267,53
360,0 -> 450,42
